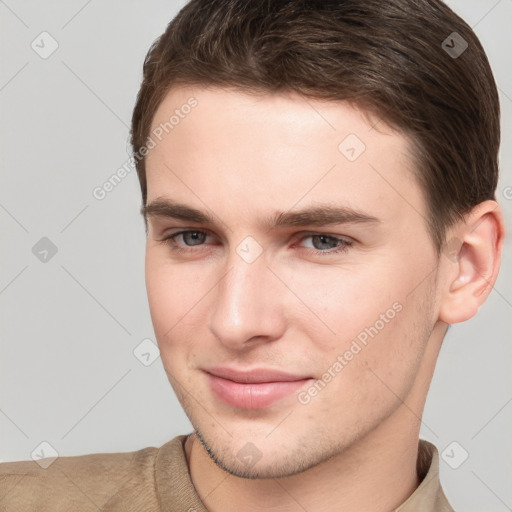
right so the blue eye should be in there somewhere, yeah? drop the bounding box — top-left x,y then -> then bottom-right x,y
157,230 -> 352,256
299,234 -> 352,254
175,230 -> 207,246
157,230 -> 210,254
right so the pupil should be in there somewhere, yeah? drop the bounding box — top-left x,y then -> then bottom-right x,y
314,235 -> 336,250
186,231 -> 204,245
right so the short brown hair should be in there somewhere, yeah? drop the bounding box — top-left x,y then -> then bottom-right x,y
130,0 -> 500,251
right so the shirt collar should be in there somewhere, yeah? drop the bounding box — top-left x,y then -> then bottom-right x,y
396,439 -> 454,512
156,435 -> 453,512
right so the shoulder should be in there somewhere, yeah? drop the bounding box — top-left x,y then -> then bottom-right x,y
0,441 -> 169,511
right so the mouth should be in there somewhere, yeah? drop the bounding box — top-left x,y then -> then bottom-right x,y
203,366 -> 314,410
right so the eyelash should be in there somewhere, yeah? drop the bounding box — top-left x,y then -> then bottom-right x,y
156,230 -> 353,257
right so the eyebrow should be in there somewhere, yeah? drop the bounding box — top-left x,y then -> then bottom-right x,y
141,198 -> 381,230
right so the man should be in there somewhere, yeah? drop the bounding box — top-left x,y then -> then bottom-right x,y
0,0 -> 505,510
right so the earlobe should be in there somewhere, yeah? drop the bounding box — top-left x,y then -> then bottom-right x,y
438,200 -> 505,325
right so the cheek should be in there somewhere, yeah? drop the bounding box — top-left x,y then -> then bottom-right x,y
145,251 -> 229,379
296,293 -> 430,437
145,253 -> 199,344
288,255 -> 433,395
145,257 -> 209,387
285,258 -> 412,348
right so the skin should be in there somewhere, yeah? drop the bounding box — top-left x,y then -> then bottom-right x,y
143,85 -> 504,512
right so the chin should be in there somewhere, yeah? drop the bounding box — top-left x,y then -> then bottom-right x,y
193,423 -> 343,480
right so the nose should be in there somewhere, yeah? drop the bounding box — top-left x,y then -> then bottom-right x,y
208,246 -> 287,351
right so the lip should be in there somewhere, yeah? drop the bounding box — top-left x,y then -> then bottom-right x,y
204,366 -> 314,410
204,366 -> 311,383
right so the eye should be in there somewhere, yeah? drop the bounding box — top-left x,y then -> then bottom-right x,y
296,234 -> 353,256
156,230 -> 211,254
173,230 -> 207,246
156,230 -> 353,257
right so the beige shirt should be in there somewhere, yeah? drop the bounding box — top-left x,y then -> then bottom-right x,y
0,435 -> 453,511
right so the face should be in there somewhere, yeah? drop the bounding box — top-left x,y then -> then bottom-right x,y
144,85 -> 442,479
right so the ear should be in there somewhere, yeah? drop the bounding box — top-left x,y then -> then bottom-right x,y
438,200 -> 505,325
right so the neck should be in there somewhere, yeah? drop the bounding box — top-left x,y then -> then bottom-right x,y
185,322 -> 446,512
186,411 -> 420,512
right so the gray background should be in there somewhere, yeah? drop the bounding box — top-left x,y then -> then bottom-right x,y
0,1 -> 511,510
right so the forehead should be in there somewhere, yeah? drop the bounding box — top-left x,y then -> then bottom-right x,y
145,85 -> 426,231
149,85 -> 400,148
